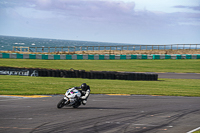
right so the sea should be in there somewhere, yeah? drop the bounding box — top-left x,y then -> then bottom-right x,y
0,35 -> 199,53
0,35 -> 140,52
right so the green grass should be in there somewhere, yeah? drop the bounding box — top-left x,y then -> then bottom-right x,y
194,130 -> 200,133
1,59 -> 200,96
0,59 -> 200,73
0,75 -> 200,97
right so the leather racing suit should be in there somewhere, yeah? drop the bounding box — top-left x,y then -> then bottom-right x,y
75,85 -> 90,105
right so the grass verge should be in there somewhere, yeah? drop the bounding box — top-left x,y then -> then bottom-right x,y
0,75 -> 200,97
0,59 -> 200,73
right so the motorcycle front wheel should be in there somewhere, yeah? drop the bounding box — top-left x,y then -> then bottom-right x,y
57,99 -> 66,109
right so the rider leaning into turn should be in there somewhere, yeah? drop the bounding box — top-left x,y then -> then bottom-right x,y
75,83 -> 90,105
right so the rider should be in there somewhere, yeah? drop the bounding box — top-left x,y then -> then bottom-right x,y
75,83 -> 90,105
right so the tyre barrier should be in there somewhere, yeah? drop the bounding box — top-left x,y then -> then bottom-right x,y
0,66 -> 158,81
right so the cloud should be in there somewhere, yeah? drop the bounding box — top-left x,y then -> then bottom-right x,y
174,5 -> 200,11
1,0 -> 199,28
1,0 -> 137,22
33,0 -> 136,22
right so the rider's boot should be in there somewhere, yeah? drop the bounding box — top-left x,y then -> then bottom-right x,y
82,100 -> 87,105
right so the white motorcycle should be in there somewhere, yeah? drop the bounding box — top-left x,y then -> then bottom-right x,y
57,87 -> 82,109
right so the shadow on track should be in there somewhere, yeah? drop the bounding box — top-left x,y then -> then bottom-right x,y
58,106 -> 130,110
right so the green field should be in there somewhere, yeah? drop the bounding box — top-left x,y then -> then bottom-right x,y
0,75 -> 200,97
0,59 -> 200,73
0,59 -> 200,96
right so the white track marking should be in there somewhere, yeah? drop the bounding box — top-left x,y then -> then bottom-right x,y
187,127 -> 200,133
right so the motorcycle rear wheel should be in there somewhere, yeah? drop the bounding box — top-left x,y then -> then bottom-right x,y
57,99 -> 66,109
73,105 -> 80,108
73,100 -> 81,108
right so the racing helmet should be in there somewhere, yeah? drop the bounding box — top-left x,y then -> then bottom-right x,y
81,83 -> 87,91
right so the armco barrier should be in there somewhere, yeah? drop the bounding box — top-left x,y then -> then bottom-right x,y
0,53 -> 200,60
0,66 -> 158,81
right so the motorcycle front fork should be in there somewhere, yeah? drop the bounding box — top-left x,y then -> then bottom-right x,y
64,97 -> 69,104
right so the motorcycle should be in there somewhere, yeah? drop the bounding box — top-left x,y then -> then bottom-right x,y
57,87 -> 82,109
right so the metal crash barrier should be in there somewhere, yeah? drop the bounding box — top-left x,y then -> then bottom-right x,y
0,53 -> 200,60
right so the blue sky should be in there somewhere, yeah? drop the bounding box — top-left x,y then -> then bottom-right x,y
0,0 -> 200,44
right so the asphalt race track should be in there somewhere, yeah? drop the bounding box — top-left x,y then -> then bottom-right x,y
158,73 -> 200,79
0,95 -> 200,133
149,72 -> 200,79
